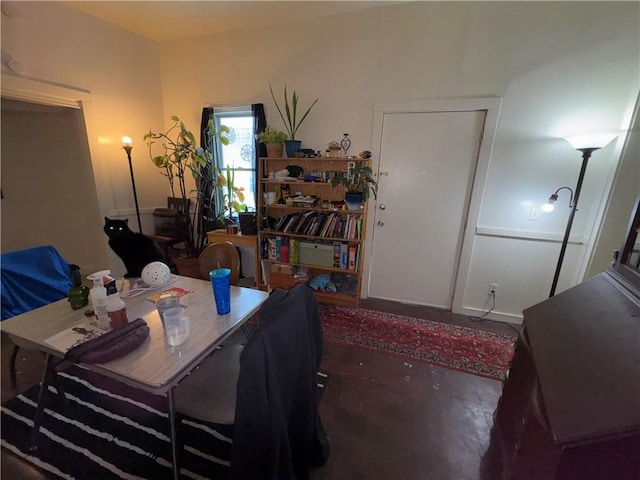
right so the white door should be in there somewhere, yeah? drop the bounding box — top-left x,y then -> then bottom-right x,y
367,110 -> 485,308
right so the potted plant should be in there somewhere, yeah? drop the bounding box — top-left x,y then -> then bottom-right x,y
269,84 -> 318,157
331,161 -> 378,210
144,116 -> 230,262
258,126 -> 287,158
216,164 -> 245,228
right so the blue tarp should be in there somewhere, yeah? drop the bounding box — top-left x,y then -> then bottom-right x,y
1,245 -> 72,321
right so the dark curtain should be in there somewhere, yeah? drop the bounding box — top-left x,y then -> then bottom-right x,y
198,108 -> 223,245
252,103 -> 267,209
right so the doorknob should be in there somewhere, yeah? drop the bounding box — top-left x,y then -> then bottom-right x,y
377,220 -> 384,227
379,204 -> 386,210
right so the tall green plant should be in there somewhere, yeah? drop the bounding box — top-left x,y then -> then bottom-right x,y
144,116 -> 230,256
269,84 -> 318,141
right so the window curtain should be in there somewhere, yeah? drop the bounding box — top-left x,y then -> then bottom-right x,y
198,107 -> 222,243
252,103 -> 267,209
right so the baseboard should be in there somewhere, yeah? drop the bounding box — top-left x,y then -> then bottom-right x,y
458,306 -> 523,325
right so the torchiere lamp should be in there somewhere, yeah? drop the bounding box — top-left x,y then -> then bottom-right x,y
122,136 -> 143,234
547,133 -> 617,297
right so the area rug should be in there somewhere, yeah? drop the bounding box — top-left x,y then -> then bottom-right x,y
318,304 -> 515,381
1,364 -> 328,480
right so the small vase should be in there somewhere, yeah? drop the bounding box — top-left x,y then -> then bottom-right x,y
284,140 -> 301,158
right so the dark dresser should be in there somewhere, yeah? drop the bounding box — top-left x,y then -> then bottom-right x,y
481,197 -> 640,480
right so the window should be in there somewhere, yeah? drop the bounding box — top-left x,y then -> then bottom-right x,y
212,107 -> 257,216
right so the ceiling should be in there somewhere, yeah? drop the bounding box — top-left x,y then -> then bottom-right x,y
63,1 -> 398,42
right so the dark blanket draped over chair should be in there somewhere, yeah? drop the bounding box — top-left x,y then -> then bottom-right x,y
175,284 -> 329,479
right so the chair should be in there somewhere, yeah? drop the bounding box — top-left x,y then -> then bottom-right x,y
149,197 -> 191,260
197,241 -> 241,285
1,245 -> 73,387
174,284 -> 329,479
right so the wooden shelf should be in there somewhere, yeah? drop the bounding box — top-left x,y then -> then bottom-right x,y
261,258 -> 359,274
258,156 -> 370,306
261,229 -> 362,243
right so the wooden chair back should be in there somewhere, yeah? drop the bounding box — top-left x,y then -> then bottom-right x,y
197,242 -> 241,285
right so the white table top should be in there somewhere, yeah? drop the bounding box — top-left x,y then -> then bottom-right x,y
1,275 -> 269,395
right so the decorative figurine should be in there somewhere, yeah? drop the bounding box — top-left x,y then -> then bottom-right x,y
341,133 -> 351,157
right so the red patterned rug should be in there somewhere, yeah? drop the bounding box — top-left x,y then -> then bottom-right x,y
319,304 -> 515,381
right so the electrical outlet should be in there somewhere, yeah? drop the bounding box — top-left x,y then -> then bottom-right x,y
529,208 -> 539,220
489,283 -> 499,295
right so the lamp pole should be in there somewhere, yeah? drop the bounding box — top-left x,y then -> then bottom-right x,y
548,147 -> 597,297
122,137 -> 143,234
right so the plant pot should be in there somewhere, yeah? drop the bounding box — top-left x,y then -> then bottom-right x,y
225,224 -> 239,235
345,192 -> 364,211
238,212 -> 258,235
172,256 -> 200,279
266,142 -> 284,158
284,140 -> 301,158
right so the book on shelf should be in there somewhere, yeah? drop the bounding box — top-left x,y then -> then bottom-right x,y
340,242 -> 349,270
319,213 -> 335,237
333,242 -> 341,268
291,238 -> 300,264
268,238 -> 277,260
348,244 -> 357,272
286,195 -> 318,208
280,244 -> 289,263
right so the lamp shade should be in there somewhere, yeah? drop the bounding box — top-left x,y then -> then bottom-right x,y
563,133 -> 617,150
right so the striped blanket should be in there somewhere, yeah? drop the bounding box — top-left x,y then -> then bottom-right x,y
1,365 -> 328,479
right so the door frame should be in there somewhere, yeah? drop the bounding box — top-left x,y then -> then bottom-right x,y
363,97 -> 502,314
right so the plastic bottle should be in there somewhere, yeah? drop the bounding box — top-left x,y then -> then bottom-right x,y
105,279 -> 128,329
90,278 -> 110,330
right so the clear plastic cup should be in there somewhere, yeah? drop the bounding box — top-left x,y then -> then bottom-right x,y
162,307 -> 190,346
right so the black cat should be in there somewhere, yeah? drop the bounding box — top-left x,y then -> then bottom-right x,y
103,217 -> 166,278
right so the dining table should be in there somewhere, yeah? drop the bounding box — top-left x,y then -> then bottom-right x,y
0,274 -> 269,480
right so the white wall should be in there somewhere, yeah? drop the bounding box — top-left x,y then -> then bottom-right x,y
1,1 -> 168,276
157,2 -> 639,320
1,100 -> 105,271
2,2 -> 637,318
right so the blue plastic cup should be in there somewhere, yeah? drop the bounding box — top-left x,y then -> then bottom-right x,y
209,268 -> 231,315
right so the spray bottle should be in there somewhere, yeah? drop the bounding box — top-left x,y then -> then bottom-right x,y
105,278 -> 128,329
87,271 -> 110,330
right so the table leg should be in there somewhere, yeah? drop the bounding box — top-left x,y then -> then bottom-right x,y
9,344 -> 19,388
168,388 -> 180,480
241,324 -> 251,339
30,353 -> 54,451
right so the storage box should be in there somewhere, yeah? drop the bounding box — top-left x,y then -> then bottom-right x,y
272,263 -> 293,275
269,272 -> 304,290
299,241 -> 334,267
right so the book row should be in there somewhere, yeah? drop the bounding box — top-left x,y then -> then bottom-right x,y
272,212 -> 363,239
261,237 -> 360,272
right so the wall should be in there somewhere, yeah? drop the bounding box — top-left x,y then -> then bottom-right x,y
1,2 -> 637,318
1,99 -> 104,270
587,94 -> 640,277
157,2 -> 639,320
1,1 -> 167,276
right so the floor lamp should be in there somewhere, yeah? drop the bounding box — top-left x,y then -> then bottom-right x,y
546,133 -> 617,298
122,136 -> 143,234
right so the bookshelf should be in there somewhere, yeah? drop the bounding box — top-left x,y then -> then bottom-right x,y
258,156 -> 369,307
